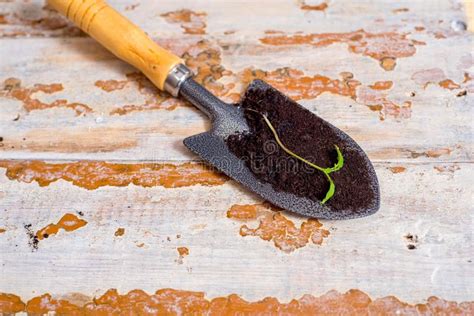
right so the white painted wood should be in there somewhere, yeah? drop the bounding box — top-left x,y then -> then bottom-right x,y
0,0 -> 473,305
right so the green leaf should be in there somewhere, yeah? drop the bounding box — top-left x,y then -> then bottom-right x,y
324,145 -> 344,173
250,110 -> 345,205
321,174 -> 335,204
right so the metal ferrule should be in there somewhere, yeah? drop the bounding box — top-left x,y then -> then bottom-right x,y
163,63 -> 193,97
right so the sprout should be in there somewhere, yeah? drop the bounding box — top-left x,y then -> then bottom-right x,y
251,110 -> 344,204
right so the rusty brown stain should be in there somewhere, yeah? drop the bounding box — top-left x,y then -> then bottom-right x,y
415,26 -> 426,31
369,81 -> 393,90
239,68 -> 361,101
389,166 -> 406,174
411,148 -> 452,159
300,1 -> 328,11
95,79 -> 128,92
228,204 -> 329,253
0,289 -> 472,315
439,79 -> 461,90
0,78 -> 92,115
36,213 -> 87,240
161,9 -> 207,35
0,14 -> 7,25
0,160 -> 227,189
0,228 -> 6,234
114,228 -> 125,237
260,29 -> 423,70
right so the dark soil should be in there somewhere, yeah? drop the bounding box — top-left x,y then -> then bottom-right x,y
226,81 -> 377,213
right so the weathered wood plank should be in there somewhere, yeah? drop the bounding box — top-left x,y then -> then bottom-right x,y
0,0 -> 473,311
0,162 -> 472,302
0,34 -> 472,162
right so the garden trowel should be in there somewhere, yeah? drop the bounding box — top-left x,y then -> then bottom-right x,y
48,0 -> 380,219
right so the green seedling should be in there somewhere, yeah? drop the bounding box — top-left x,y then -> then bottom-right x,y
250,110 -> 344,204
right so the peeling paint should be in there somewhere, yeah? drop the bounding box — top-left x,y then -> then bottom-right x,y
108,72 -> 183,115
439,79 -> 461,90
411,68 -> 468,91
0,293 -> 25,314
114,228 -> 125,237
260,30 -> 424,70
0,160 -> 227,189
411,148 -> 452,159
434,165 -> 460,173
95,79 -> 128,92
227,204 -> 329,253
161,9 -> 207,35
369,81 -> 393,90
0,78 -> 91,115
356,86 -> 411,120
412,68 -> 447,88
36,213 -> 87,240
176,247 -> 189,264
0,9 -> 83,38
299,1 -> 328,11
109,39 -> 235,115
0,289 -> 472,315
240,68 -> 360,101
389,166 -> 406,174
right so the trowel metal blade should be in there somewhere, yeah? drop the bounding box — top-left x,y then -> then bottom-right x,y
183,80 -> 380,219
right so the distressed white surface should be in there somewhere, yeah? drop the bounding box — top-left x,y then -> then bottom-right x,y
0,0 -> 473,304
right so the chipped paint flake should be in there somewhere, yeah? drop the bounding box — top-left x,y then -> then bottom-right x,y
240,68 -> 360,101
114,228 -> 125,237
227,204 -> 330,253
434,165 -> 460,173
0,160 -> 227,189
356,86 -> 411,120
36,213 -> 87,240
176,247 -> 189,264
299,1 -> 328,11
260,30 -> 424,70
411,148 -> 452,159
0,293 -> 25,314
161,9 -> 207,35
369,81 -> 393,90
389,166 -> 406,174
0,289 -> 472,315
109,39 -> 235,115
0,78 -> 91,115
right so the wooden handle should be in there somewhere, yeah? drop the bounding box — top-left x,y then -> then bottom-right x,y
48,0 -> 182,90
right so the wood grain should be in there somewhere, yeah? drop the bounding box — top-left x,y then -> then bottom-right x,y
0,0 -> 473,308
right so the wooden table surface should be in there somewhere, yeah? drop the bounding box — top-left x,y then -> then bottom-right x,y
0,0 -> 473,314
